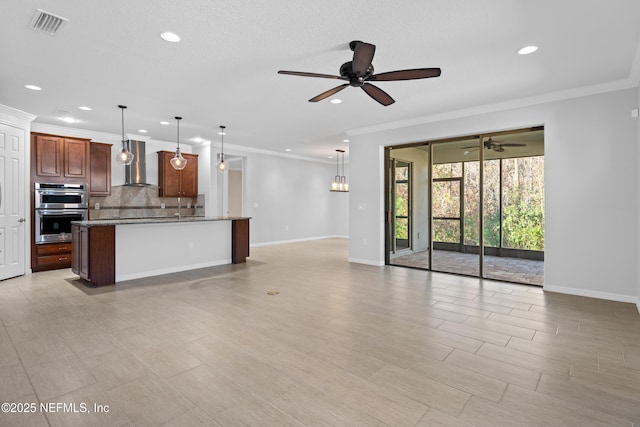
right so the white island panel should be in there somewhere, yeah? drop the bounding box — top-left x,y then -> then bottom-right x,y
115,220 -> 232,282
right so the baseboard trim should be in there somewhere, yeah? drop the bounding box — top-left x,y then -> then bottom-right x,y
250,235 -> 347,248
348,258 -> 385,267
543,283 -> 640,308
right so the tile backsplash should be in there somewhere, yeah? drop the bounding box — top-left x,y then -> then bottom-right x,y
89,185 -> 204,220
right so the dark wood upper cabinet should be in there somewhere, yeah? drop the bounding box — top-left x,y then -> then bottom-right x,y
157,150 -> 198,197
63,138 -> 87,178
89,142 -> 112,196
35,135 -> 62,177
32,133 -> 91,183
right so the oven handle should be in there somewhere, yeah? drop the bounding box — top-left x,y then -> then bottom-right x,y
37,191 -> 87,197
37,209 -> 88,215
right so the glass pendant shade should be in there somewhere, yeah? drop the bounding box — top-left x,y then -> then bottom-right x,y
170,149 -> 187,170
217,157 -> 228,173
171,116 -> 187,170
116,146 -> 134,165
116,105 -> 134,165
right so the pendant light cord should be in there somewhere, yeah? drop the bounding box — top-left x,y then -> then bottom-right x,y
220,125 -> 225,159
118,105 -> 127,147
175,116 -> 182,151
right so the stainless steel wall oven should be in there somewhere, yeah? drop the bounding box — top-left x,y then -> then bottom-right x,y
34,183 -> 88,244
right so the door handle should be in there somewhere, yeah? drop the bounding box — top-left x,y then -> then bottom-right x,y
18,218 -> 26,223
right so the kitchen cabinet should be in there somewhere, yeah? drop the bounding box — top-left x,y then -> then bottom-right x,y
32,133 -> 90,183
71,224 -> 115,286
89,142 -> 112,196
232,218 -> 250,263
157,151 -> 198,197
32,242 -> 72,272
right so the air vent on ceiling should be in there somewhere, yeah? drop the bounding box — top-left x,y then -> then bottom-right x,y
30,9 -> 68,35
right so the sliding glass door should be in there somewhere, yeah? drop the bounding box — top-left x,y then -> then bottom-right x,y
482,130 -> 544,285
431,138 -> 480,277
385,127 -> 544,286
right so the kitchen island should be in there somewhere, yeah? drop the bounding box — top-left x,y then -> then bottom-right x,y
71,217 -> 250,286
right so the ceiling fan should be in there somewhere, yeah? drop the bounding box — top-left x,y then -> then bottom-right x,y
462,138 -> 526,153
278,41 -> 441,106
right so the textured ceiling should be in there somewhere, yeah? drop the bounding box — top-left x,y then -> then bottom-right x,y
1,0 -> 639,161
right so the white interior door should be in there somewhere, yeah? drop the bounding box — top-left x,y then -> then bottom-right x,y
0,123 -> 26,280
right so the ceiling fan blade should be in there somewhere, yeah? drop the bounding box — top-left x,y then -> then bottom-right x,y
460,146 -> 479,149
371,68 -> 441,81
278,70 -> 343,80
498,143 -> 526,147
308,84 -> 349,102
352,41 -> 376,77
361,83 -> 395,106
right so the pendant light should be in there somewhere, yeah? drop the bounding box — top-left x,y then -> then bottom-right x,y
170,116 -> 187,170
116,105 -> 134,165
330,149 -> 349,192
217,125 -> 228,173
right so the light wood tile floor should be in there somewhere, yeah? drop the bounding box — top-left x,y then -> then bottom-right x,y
0,238 -> 639,426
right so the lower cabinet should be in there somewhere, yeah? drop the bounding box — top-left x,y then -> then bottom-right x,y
33,243 -> 72,271
232,219 -> 250,263
71,225 -> 115,286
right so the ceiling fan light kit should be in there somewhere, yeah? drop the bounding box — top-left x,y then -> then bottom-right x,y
278,40 -> 441,106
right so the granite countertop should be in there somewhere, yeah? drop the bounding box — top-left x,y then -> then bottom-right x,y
72,216 -> 251,227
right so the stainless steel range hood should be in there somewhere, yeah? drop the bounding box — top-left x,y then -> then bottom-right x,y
124,140 -> 148,186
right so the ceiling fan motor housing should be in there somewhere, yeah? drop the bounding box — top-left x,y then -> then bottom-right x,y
340,61 -> 374,86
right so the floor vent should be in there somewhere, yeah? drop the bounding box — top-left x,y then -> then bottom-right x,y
31,9 -> 68,35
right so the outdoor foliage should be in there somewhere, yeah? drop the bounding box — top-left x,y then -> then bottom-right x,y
431,156 -> 544,251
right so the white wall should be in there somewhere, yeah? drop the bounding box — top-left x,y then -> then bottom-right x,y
349,88 -> 639,303
228,149 -> 348,245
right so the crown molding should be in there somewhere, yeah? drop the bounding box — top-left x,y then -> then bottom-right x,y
0,104 -> 37,125
348,78 -> 638,137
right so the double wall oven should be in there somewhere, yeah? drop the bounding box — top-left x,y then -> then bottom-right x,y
34,183 -> 88,244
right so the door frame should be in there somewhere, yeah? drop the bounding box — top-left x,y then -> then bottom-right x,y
0,104 -> 36,279
391,158 -> 412,254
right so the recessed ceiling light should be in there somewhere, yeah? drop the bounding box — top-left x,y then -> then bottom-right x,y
138,129 -> 148,133
193,137 -> 204,143
57,110 -> 77,123
328,156 -> 333,159
24,84 -> 42,91
517,45 -> 538,55
160,32 -> 180,42
343,139 -> 350,143
78,106 -> 92,111
160,121 -> 170,125
285,148 -> 292,152
330,99 -> 342,104
218,131 -> 226,135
